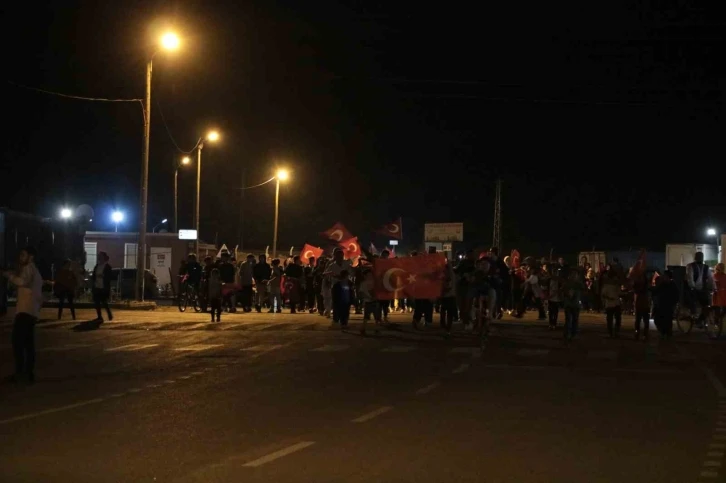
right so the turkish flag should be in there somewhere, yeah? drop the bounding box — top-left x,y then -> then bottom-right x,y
321,223 -> 353,242
510,249 -> 521,269
376,217 -> 403,240
340,237 -> 361,259
373,253 -> 446,300
300,244 -> 323,264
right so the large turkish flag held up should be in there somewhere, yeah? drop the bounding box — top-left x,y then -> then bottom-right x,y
373,253 -> 447,300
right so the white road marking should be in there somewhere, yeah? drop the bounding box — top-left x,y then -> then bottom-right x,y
416,382 -> 440,395
704,461 -> 722,467
164,380 -> 176,384
310,344 -> 349,352
128,388 -> 142,393
242,441 -> 316,467
105,343 -> 159,352
0,398 -> 104,425
700,470 -> 719,478
108,393 -> 125,398
174,344 -> 223,352
381,346 -> 415,353
218,364 -> 228,368
452,363 -> 470,374
702,367 -> 726,397
146,384 -> 159,389
242,344 -> 283,352
191,371 -> 205,375
183,323 -> 211,330
707,451 -> 724,458
587,350 -> 617,360
352,406 -> 393,423
516,348 -> 549,357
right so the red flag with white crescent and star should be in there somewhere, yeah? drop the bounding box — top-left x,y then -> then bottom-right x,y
376,217 -> 403,240
373,253 -> 446,300
321,223 -> 353,242
339,237 -> 361,260
300,244 -> 324,264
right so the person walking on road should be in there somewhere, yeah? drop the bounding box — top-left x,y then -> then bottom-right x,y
601,269 -> 622,337
562,269 -> 584,342
54,259 -> 77,320
208,268 -> 223,322
91,251 -> 113,322
2,246 -> 43,383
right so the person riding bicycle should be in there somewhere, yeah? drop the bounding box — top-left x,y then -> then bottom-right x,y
685,251 -> 714,326
184,253 -> 203,290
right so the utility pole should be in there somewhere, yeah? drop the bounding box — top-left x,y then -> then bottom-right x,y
238,167 -> 245,250
492,178 -> 502,253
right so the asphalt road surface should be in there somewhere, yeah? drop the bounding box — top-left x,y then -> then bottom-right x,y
1,307 -> 726,482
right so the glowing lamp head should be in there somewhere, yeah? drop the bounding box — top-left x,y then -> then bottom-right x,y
160,32 -> 180,51
708,228 -> 717,236
161,219 -> 168,224
60,208 -> 72,219
276,169 -> 289,181
181,156 -> 191,165
111,211 -> 124,223
206,131 -> 220,142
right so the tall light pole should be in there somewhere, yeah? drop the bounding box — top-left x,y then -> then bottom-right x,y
174,156 -> 191,233
272,169 -> 289,259
194,130 -> 220,256
136,31 -> 180,301
152,219 -> 168,233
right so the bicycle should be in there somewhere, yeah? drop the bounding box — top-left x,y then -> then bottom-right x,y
178,275 -> 201,313
675,299 -> 722,339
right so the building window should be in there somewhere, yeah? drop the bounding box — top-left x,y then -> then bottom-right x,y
84,242 -> 97,272
124,243 -> 138,269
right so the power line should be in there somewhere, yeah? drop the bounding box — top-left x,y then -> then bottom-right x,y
156,99 -> 198,154
7,80 -> 142,102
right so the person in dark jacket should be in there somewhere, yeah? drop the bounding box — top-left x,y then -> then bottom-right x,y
218,252 -> 236,312
253,254 -> 272,312
304,257 -> 317,312
653,269 -> 679,338
91,251 -> 113,322
55,259 -> 78,320
332,270 -> 352,328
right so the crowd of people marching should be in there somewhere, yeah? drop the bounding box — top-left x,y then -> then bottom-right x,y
179,245 -> 726,342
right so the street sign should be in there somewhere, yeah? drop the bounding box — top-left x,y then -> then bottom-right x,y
424,223 -> 463,242
178,229 -> 197,240
442,242 -> 452,251
389,240 -> 399,246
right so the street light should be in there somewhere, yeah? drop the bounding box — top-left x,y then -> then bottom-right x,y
272,169 -> 290,259
193,130 -> 220,256
152,218 -> 168,233
708,227 -> 720,263
112,211 -> 124,232
174,156 -> 192,232
60,208 -> 72,219
136,30 -> 181,301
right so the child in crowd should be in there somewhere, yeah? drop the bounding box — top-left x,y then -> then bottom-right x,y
332,270 -> 352,329
208,268 -> 222,322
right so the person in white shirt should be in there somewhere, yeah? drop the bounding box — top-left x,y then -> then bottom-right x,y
2,246 -> 43,383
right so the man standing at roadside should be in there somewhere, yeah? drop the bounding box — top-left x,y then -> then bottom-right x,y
3,246 -> 43,383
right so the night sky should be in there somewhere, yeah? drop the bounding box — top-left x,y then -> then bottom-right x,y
1,1 -> 723,258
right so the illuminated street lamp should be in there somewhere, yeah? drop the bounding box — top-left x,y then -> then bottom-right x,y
112,211 -> 124,232
152,218 -> 168,233
174,156 -> 192,233
136,30 -> 181,301
193,130 -> 220,255
60,208 -> 72,219
272,169 -> 290,258
708,227 -> 720,262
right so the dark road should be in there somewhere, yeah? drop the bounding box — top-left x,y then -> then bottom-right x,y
1,308 -> 725,482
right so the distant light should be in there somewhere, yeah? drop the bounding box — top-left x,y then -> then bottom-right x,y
160,32 -> 180,51
206,130 -> 220,142
181,156 -> 191,165
161,218 -> 168,224
60,208 -> 72,219
708,228 -> 717,236
111,211 -> 124,223
276,169 -> 289,181
389,240 -> 399,246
